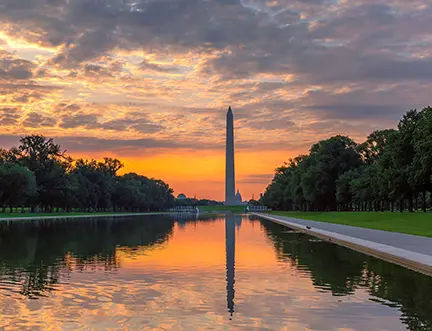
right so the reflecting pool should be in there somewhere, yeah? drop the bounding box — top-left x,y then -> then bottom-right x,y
0,214 -> 431,330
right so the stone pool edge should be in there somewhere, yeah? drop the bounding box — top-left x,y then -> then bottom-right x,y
253,213 -> 432,277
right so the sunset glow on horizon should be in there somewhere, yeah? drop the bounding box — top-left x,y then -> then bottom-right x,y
1,0 -> 431,200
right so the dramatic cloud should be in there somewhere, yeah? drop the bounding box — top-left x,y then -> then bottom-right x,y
140,59 -> 180,73
0,108 -> 21,126
1,0 -> 431,198
0,50 -> 34,80
22,112 -> 57,128
59,112 -> 164,134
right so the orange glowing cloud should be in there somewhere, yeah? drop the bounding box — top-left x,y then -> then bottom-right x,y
1,0 -> 430,199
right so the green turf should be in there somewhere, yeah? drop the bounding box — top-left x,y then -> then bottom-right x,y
199,205 -> 246,213
267,211 -> 432,237
0,211 -> 151,219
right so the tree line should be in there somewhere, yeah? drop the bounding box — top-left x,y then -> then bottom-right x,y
261,106 -> 432,212
175,197 -> 223,207
0,135 -> 175,213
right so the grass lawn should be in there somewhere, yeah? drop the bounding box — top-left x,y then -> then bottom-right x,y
0,211 -> 152,219
268,211 -> 432,237
199,205 -> 246,213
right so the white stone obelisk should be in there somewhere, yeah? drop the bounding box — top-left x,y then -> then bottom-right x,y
225,106 -> 235,205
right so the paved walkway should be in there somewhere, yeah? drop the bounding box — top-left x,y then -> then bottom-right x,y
254,213 -> 432,276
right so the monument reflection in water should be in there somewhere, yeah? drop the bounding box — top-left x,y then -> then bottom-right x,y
178,212 -> 240,319
225,214 -> 242,319
177,212 -> 240,319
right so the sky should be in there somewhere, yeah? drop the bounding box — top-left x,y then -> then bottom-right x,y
1,0 -> 431,200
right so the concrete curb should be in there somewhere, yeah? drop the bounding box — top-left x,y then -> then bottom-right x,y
254,213 -> 432,277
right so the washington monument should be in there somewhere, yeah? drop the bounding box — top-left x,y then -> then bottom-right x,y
225,107 -> 236,205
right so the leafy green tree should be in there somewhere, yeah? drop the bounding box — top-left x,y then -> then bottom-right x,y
111,173 -> 174,212
0,147 -> 20,165
336,169 -> 360,210
16,135 -> 68,211
262,164 -> 293,210
18,135 -> 65,166
359,129 -> 397,165
413,106 -> 432,211
395,110 -> 423,211
72,159 -> 113,211
0,164 -> 36,211
376,111 -> 422,213
301,136 -> 362,210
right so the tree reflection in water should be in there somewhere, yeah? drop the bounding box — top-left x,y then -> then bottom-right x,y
256,217 -> 432,331
0,215 -> 175,299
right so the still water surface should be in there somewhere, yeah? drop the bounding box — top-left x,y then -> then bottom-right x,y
0,214 -> 431,330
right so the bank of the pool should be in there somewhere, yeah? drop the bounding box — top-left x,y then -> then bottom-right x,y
198,205 -> 246,213
268,211 -> 432,237
0,212 -> 168,221
254,212 -> 432,277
